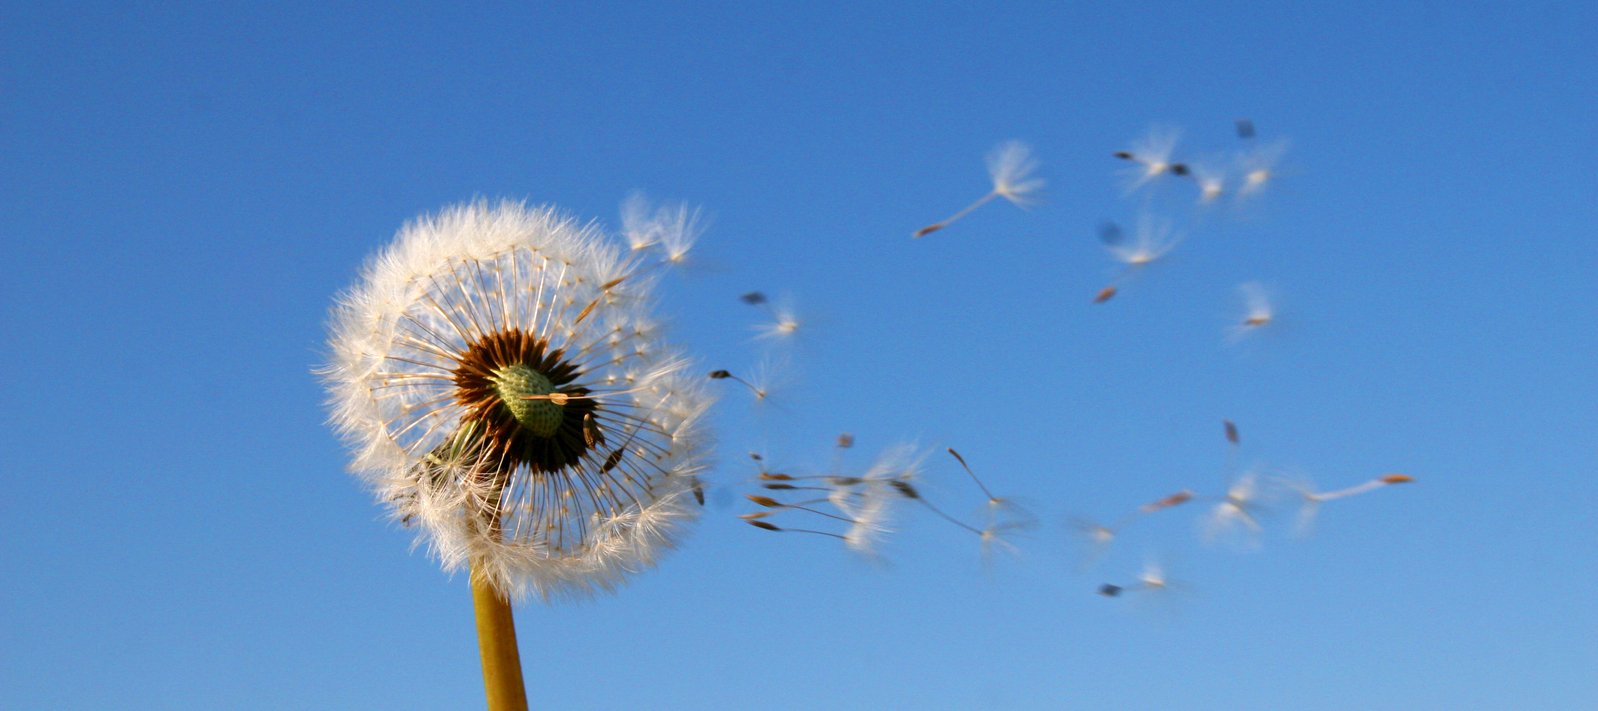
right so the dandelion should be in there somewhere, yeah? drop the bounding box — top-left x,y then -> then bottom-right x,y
1113,126 -> 1185,193
1285,473 -> 1414,536
1092,216 -> 1183,302
322,200 -> 712,705
1228,281 -> 1278,340
914,140 -> 1043,238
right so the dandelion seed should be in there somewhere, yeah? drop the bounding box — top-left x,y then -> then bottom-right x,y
1184,159 -> 1229,204
1236,139 -> 1289,198
1135,560 -> 1169,592
707,368 -> 768,401
1095,215 -> 1183,300
743,292 -> 801,342
1102,215 -> 1183,268
1114,126 -> 1183,193
1139,489 -> 1195,514
945,448 -> 1036,561
1285,472 -> 1416,535
1227,281 -> 1278,342
1073,488 -> 1191,567
914,140 -> 1043,238
620,192 -> 706,266
1072,518 -> 1122,567
745,442 -> 917,559
322,199 -> 712,602
1203,470 -> 1269,547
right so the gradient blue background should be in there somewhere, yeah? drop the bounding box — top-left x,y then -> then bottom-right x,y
3,2 -> 1594,709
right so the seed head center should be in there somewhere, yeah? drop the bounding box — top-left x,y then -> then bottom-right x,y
491,364 -> 564,437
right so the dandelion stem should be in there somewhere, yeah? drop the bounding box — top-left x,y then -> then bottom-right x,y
470,564 -> 527,711
470,506 -> 527,711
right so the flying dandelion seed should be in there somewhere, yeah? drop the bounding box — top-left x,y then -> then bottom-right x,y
1228,281 -> 1278,342
707,368 -> 768,401
742,443 -> 919,559
1285,473 -> 1416,536
1103,215 -> 1183,268
620,191 -> 706,267
1203,470 -> 1270,547
1113,126 -> 1184,193
1184,158 -> 1229,204
1235,139 -> 1289,199
1072,488 -> 1192,567
1071,518 -> 1122,568
741,291 -> 801,342
1094,215 -> 1183,301
1099,559 -> 1190,615
322,200 -> 713,602
1140,489 -> 1196,514
945,448 -> 1035,562
914,140 -> 1043,238
708,356 -> 789,405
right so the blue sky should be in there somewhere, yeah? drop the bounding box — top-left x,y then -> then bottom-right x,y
2,2 -> 1594,709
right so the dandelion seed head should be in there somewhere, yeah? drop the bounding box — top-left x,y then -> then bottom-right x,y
323,200 -> 713,601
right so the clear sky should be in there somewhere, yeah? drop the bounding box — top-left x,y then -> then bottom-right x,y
2,2 -> 1594,709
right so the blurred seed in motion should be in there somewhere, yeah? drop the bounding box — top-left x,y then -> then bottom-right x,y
1229,282 -> 1278,341
1115,126 -> 1183,193
914,140 -> 1043,238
